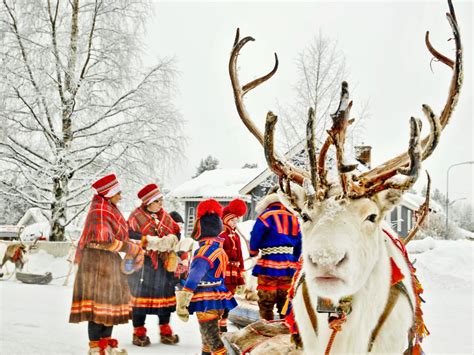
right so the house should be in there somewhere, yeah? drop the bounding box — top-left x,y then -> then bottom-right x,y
17,208 -> 50,241
16,208 -> 83,241
170,143 -> 428,239
386,192 -> 442,238
168,168 -> 263,237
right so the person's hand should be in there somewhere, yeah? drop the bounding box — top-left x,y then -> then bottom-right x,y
133,249 -> 145,270
175,290 -> 193,322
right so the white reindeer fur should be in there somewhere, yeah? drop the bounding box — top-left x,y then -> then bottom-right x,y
278,186 -> 416,354
255,193 -> 281,214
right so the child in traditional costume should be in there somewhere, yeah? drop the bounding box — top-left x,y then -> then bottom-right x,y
219,198 -> 247,332
175,199 -> 237,355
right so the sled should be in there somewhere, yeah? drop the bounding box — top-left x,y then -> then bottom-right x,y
228,294 -> 281,328
16,271 -> 53,285
228,295 -> 261,328
223,319 -> 301,355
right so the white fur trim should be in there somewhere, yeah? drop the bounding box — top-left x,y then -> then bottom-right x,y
255,193 -> 280,214
147,192 -> 163,205
104,183 -> 121,198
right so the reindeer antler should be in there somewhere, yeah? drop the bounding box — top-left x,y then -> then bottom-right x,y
403,172 -> 431,245
229,0 -> 462,203
229,28 -> 309,188
354,0 -> 462,197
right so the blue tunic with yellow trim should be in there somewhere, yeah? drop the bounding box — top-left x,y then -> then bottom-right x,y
183,237 -> 237,314
250,202 -> 302,277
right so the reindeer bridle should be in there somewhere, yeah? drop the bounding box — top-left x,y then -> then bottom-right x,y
229,0 -> 462,208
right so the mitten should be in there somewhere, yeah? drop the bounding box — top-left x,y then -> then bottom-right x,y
175,290 -> 193,322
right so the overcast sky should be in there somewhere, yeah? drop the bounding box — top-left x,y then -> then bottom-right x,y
144,0 -> 472,205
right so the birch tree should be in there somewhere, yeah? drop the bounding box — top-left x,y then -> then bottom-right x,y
0,0 -> 184,240
279,32 -> 368,154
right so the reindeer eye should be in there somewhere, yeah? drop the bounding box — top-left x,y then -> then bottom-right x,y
365,214 -> 378,223
301,213 -> 312,222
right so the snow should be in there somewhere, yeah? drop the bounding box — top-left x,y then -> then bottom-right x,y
20,222 -> 51,241
453,226 -> 474,240
0,238 -> 472,354
402,192 -> 443,213
169,168 -> 262,199
406,237 -> 436,254
16,208 -> 49,227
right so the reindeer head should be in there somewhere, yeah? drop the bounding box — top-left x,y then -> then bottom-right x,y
229,0 -> 462,300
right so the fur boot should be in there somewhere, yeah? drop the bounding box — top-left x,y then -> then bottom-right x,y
160,324 -> 179,344
101,338 -> 128,354
87,340 -> 104,355
132,326 -> 150,347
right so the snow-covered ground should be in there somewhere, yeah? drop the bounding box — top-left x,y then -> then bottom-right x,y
0,239 -> 472,354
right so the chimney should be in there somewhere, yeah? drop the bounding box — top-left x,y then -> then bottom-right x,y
355,145 -> 372,169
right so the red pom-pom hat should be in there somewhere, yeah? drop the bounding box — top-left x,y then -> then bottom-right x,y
191,199 -> 223,240
137,183 -> 163,205
196,199 -> 223,218
223,199 -> 247,225
92,174 -> 121,198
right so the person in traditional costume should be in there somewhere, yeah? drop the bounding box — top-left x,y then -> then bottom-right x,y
127,183 -> 181,346
175,199 -> 237,355
218,198 -> 247,332
249,190 -> 302,321
69,174 -> 144,355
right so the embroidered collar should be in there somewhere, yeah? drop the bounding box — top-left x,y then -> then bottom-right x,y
199,236 -> 224,247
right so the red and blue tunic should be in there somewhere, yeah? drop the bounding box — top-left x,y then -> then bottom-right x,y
183,237 -> 237,314
250,202 -> 302,277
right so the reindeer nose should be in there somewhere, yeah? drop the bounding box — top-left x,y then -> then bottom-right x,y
308,249 -> 347,268
336,253 -> 348,266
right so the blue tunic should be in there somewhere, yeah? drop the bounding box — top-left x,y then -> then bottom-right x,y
250,202 -> 302,277
183,237 -> 237,314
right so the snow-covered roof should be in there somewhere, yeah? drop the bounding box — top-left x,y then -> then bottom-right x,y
169,168 -> 263,200
17,208 -> 49,227
239,139 -> 369,195
401,192 -> 443,212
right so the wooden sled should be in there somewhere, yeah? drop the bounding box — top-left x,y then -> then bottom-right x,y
16,271 -> 53,285
228,295 -> 261,328
223,319 -> 301,355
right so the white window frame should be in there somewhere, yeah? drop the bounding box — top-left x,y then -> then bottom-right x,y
397,206 -> 402,232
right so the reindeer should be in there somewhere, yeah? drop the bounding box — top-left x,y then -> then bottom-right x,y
0,238 -> 40,273
228,0 -> 462,353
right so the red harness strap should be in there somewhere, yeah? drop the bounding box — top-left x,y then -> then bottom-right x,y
383,229 -> 429,353
12,247 -> 23,262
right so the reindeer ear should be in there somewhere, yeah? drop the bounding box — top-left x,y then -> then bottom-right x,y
276,184 -> 306,215
374,189 -> 404,215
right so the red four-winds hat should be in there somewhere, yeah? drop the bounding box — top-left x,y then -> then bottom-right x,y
92,174 -> 121,198
223,198 -> 247,225
137,183 -> 163,205
191,199 -> 224,240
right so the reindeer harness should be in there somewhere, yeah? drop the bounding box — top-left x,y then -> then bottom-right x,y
12,246 -> 24,263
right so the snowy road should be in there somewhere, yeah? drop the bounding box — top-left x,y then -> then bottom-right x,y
0,240 -> 472,354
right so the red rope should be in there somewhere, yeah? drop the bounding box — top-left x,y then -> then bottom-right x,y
324,314 -> 347,355
325,329 -> 338,355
